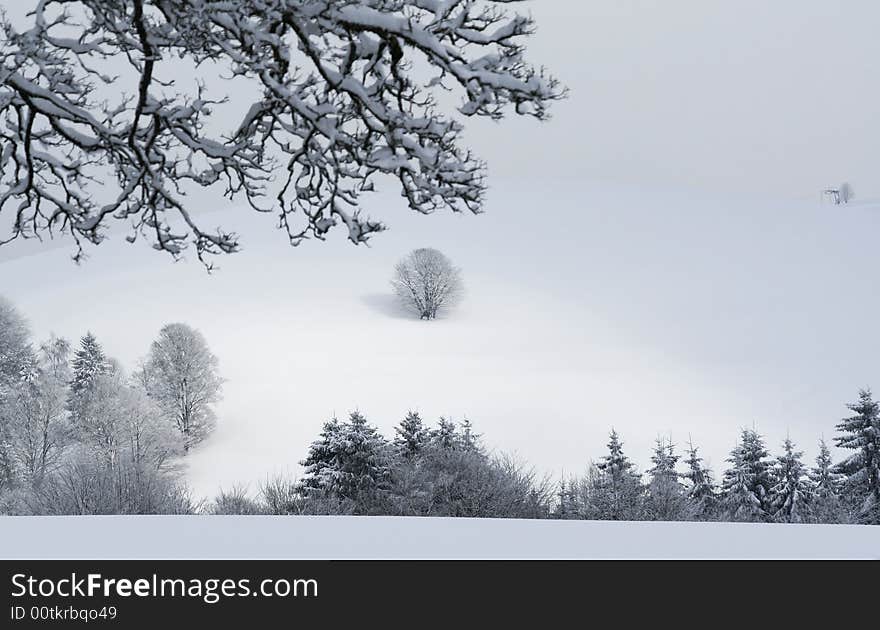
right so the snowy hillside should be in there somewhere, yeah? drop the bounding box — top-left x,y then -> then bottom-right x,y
0,516 -> 876,559
3,180 -> 880,500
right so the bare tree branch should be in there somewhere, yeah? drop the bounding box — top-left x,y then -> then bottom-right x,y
0,0 -> 565,267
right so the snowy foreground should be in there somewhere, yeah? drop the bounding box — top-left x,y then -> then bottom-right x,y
1,517 -> 877,559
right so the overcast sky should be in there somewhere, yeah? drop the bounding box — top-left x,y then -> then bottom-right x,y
466,0 -> 880,198
4,1 -> 877,197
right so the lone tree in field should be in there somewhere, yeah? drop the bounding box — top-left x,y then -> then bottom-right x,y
391,248 -> 462,320
0,1 -> 564,267
140,323 -> 222,452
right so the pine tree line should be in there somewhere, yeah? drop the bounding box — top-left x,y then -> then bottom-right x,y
555,391 -> 879,525
212,397 -> 878,525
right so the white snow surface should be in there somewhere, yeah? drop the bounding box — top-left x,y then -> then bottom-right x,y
2,180 -> 880,500
0,516 -> 877,559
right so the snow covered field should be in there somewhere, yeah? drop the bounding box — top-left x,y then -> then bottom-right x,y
0,516 -> 876,559
3,180 -> 880,500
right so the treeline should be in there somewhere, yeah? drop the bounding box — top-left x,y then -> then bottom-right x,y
555,421 -> 876,525
2,295 -> 879,524
211,412 -> 552,519
0,297 -> 221,515
212,406 -> 879,525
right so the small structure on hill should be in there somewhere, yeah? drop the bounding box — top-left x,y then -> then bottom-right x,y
822,182 -> 854,205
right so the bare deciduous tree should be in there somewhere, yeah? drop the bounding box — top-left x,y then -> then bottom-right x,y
141,323 -> 222,452
0,1 -> 564,267
391,248 -> 462,319
3,337 -> 70,484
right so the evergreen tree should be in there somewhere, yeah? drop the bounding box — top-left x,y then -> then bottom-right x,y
555,479 -> 571,519
592,430 -> 644,520
554,477 -> 584,519
394,411 -> 429,460
833,389 -> 880,523
459,418 -> 482,453
682,439 -> 717,520
720,429 -> 772,522
430,418 -> 460,450
645,437 -> 687,521
300,411 -> 391,511
720,448 -> 763,522
810,439 -> 845,524
69,333 -> 110,396
770,437 -> 811,523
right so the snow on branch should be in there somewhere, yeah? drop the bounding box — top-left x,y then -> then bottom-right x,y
0,0 -> 565,266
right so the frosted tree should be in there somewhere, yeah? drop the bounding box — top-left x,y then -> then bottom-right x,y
39,336 -> 72,382
141,323 -> 222,452
810,439 -> 845,524
682,439 -> 718,520
833,389 -> 880,523
0,296 -> 32,388
720,449 -> 763,522
2,337 -> 71,483
720,430 -> 773,522
66,332 -> 112,440
591,430 -> 644,521
430,417 -> 461,450
69,372 -> 130,463
391,248 -> 463,319
69,333 -> 111,397
554,479 -> 575,519
769,437 -> 811,523
394,411 -> 429,460
0,1 -> 564,266
118,384 -> 181,472
0,298 -> 35,495
459,418 -> 482,453
645,437 -> 687,521
300,411 -> 392,509
33,371 -> 190,516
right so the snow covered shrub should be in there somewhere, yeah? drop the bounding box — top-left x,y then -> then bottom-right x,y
260,475 -> 300,516
211,486 -> 264,515
388,420 -> 552,518
260,474 -> 356,516
27,445 -> 195,515
391,248 -> 463,320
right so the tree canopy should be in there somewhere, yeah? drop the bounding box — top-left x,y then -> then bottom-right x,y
0,1 -> 564,266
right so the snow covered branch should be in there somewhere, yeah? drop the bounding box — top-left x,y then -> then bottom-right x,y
0,0 -> 564,266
